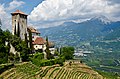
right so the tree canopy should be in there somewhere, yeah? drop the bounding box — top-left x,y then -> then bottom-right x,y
0,29 -> 10,64
0,28 -> 30,64
60,46 -> 74,60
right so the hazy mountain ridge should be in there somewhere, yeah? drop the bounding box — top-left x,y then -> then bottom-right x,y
39,16 -> 120,47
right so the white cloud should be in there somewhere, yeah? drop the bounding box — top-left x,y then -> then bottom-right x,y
6,0 -> 25,11
29,0 -> 120,28
0,4 -> 6,15
0,0 -> 25,30
0,4 -> 11,30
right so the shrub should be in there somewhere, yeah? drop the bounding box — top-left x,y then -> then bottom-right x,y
55,57 -> 65,66
31,57 -> 65,67
33,53 -> 44,60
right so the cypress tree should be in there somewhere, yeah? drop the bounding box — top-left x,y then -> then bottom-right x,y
45,36 -> 53,59
28,29 -> 33,53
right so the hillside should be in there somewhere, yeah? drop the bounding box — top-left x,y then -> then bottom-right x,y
0,62 -> 104,79
39,16 -> 120,74
40,16 -> 120,47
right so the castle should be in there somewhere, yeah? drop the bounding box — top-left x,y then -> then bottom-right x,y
10,10 -> 55,58
11,10 -> 27,40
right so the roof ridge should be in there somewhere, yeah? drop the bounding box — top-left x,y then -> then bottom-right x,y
11,10 -> 27,15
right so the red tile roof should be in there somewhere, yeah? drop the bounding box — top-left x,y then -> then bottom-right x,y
33,37 -> 46,45
11,10 -> 27,16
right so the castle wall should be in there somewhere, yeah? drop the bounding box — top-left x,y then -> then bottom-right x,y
12,14 -> 27,40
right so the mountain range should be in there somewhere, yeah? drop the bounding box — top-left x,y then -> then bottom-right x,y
39,16 -> 120,47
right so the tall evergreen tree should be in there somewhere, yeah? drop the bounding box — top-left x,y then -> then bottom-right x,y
45,36 -> 53,59
28,28 -> 33,53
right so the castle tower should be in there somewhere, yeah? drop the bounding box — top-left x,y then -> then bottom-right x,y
11,10 -> 28,40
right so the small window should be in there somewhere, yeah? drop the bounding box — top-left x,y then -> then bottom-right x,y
22,20 -> 24,23
42,45 -> 44,48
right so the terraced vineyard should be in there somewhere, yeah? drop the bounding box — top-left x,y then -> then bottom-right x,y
0,62 -> 104,79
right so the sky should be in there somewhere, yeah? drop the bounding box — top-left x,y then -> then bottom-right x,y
0,0 -> 120,30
